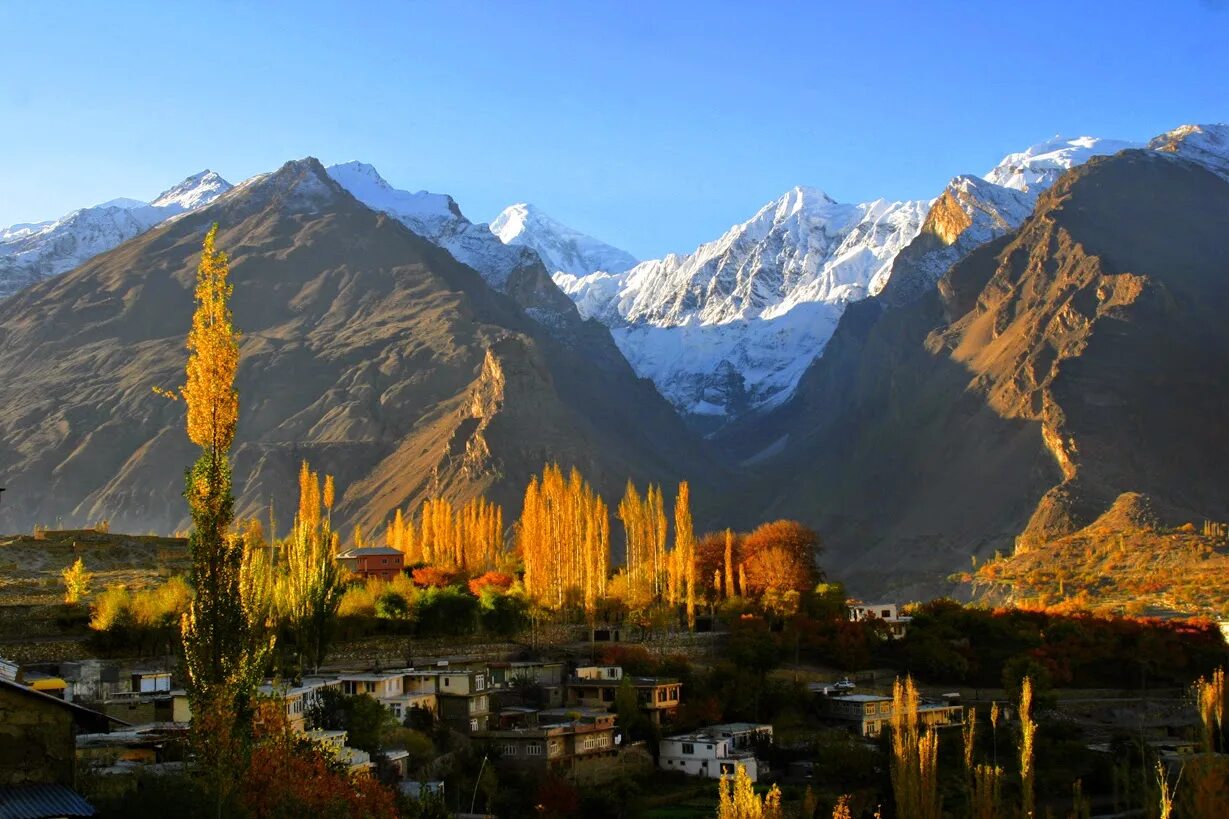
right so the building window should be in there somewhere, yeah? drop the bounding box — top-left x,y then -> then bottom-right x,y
470,719 -> 478,732
681,743 -> 694,755
443,678 -> 450,687
526,744 -> 543,756
475,674 -> 485,690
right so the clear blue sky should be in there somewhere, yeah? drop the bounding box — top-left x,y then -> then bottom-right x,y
2,1 -> 1226,259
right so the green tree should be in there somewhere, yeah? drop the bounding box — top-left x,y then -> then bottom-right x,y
614,676 -> 650,742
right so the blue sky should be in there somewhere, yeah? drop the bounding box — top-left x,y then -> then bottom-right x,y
2,1 -> 1226,259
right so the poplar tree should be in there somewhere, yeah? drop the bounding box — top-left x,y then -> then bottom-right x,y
173,224 -> 274,816
723,528 -> 736,599
1019,676 -> 1036,819
674,481 -> 696,629
279,461 -> 344,675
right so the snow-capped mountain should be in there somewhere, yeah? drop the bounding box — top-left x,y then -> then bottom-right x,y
326,161 -> 539,291
490,203 -> 637,277
150,170 -> 232,212
553,131 -> 1196,423
877,174 -> 1035,307
1148,123 -> 1229,182
0,170 -> 232,300
555,187 -> 929,420
984,135 -> 1141,192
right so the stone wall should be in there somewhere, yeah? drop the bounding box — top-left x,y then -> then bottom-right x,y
0,685 -> 75,786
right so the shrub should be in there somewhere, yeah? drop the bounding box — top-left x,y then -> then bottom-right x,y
90,585 -> 132,632
375,589 -> 411,620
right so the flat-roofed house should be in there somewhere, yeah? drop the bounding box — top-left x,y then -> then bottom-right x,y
474,708 -> 618,782
565,668 -> 680,725
815,691 -> 963,737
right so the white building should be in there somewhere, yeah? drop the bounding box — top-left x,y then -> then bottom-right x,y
848,602 -> 912,638
658,723 -> 772,782
573,665 -> 623,682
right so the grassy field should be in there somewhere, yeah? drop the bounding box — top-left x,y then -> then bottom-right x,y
0,528 -> 190,607
0,528 -> 190,661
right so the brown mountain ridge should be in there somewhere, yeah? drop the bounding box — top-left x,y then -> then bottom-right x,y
725,149 -> 1229,598
0,158 -> 721,537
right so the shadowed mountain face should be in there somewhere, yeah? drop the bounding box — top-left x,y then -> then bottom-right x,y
0,159 -> 719,536
727,150 -> 1229,598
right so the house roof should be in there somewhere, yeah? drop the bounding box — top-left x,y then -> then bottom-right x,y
0,678 -> 129,729
337,546 -> 403,558
0,783 -> 96,819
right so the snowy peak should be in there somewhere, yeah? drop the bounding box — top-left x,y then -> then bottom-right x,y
489,202 -> 637,277
326,160 -> 536,291
326,161 -> 463,221
554,185 -> 928,420
0,167 -> 233,300
150,169 -> 232,213
1148,123 -> 1229,181
985,135 -> 1141,193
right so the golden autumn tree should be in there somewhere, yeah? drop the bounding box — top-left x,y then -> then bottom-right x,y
740,519 -> 821,594
724,528 -> 737,598
717,763 -> 782,819
61,557 -> 92,604
388,496 -> 504,572
890,675 -> 941,819
170,224 -> 274,817
1018,676 -> 1036,819
674,481 -> 696,629
276,461 -> 345,675
517,464 -> 608,615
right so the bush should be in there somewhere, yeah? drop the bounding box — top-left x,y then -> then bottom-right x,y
375,589 -> 411,620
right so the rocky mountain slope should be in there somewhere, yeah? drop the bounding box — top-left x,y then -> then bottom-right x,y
0,158 -> 718,537
490,202 -> 637,277
727,148 -> 1229,598
0,171 -> 231,300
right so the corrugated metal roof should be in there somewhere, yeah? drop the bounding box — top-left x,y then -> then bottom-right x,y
336,546 -> 403,558
0,784 -> 96,818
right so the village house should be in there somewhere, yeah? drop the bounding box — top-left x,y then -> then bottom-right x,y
336,545 -> 405,581
474,707 -> 619,782
0,677 -> 123,816
659,723 -> 772,782
305,728 -> 375,776
848,601 -> 912,639
565,666 -> 681,724
815,692 -> 964,738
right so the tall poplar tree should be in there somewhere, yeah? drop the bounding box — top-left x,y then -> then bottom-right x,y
173,224 -> 274,816
674,481 -> 697,629
279,461 -> 344,675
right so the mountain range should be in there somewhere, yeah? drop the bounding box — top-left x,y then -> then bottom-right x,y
1,122 -> 1226,597
0,171 -> 231,300
0,159 -> 718,539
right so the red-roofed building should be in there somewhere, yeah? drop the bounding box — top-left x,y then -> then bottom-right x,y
336,546 -> 404,581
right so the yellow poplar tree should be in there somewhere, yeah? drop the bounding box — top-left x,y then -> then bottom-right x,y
173,224 -> 273,817
1019,676 -> 1036,819
674,481 -> 696,629
278,461 -> 344,674
62,557 -> 93,605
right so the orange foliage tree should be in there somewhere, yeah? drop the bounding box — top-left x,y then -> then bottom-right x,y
241,700 -> 397,818
388,496 -> 504,572
517,464 -> 609,614
740,520 -> 821,594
